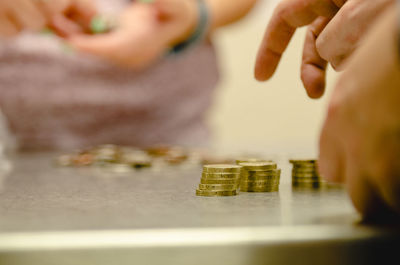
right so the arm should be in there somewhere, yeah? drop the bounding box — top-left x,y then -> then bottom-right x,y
205,0 -> 258,30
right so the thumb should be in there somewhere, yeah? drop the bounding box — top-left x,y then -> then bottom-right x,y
70,0 -> 98,29
154,0 -> 182,20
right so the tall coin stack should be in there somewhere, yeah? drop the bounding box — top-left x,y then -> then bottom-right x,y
196,164 -> 242,196
290,159 -> 324,188
238,161 -> 280,192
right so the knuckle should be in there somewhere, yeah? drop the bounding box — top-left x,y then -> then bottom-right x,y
315,35 -> 331,62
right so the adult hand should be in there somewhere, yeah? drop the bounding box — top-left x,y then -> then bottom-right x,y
0,0 -> 96,38
254,0 -> 394,99
69,0 -> 198,69
318,8 -> 400,218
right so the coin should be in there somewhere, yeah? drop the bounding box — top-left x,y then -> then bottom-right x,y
201,172 -> 240,178
242,170 -> 280,177
289,159 -> 317,164
239,161 -> 277,171
203,164 -> 242,173
201,173 -> 240,180
240,186 -> 278,192
200,179 -> 237,184
196,189 -> 237,196
198,184 -> 237,191
240,179 -> 277,185
292,172 -> 320,178
292,167 -> 317,173
241,175 -> 277,181
292,181 -> 320,187
239,182 -> 276,188
235,158 -> 272,164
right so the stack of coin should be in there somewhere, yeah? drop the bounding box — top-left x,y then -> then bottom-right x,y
290,159 -> 322,188
238,161 -> 280,192
196,164 -> 242,196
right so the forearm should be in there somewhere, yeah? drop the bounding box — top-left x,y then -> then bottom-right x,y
205,0 -> 258,30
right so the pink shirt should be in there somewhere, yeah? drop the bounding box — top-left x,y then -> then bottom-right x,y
0,0 -> 219,151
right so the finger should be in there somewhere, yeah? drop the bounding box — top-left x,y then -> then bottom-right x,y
318,103 -> 345,183
6,0 -> 46,31
346,169 -> 388,218
69,32 -> 125,59
40,0 -> 97,33
301,17 -> 330,98
368,131 -> 400,215
0,14 -> 20,37
254,0 -> 340,81
49,14 -> 83,38
318,125 -> 345,183
316,0 -> 393,70
68,0 -> 98,31
36,0 -> 69,13
344,149 -> 399,220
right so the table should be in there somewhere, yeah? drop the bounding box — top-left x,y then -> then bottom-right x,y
0,153 -> 399,265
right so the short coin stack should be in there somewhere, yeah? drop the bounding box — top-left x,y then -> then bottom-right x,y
290,159 -> 324,188
238,161 -> 280,192
196,164 -> 242,196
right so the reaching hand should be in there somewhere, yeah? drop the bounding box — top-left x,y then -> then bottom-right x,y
254,0 -> 393,98
318,8 -> 400,218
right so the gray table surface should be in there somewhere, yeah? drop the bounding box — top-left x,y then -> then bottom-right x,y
0,153 -> 399,265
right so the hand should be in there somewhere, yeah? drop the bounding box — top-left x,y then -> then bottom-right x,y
318,8 -> 400,218
0,0 -> 96,38
69,0 -> 198,69
254,0 -> 394,99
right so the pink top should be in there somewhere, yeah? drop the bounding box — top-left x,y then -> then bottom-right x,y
0,0 -> 219,151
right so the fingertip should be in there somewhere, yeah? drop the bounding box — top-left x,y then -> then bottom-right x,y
301,64 -> 326,99
254,50 -> 281,82
254,66 -> 270,81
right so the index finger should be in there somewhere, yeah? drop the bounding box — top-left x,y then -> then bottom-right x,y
254,0 -> 341,81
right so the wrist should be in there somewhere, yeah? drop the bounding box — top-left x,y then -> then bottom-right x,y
171,0 -> 199,45
169,0 -> 210,53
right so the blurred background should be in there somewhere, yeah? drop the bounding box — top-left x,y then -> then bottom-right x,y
0,0 -> 338,157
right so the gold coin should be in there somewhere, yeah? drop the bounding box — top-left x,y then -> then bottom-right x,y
241,175 -> 277,181
239,161 -> 277,170
292,173 -> 319,178
200,179 -> 237,184
203,164 -> 242,173
196,189 -> 237,197
198,184 -> 237,191
292,182 -> 320,188
242,169 -> 280,177
289,159 -> 317,164
292,167 -> 317,173
240,179 -> 276,185
235,158 -> 272,164
201,172 -> 240,179
240,184 -> 278,190
240,186 -> 277,192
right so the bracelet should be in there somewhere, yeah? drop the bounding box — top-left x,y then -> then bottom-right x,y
170,0 -> 210,54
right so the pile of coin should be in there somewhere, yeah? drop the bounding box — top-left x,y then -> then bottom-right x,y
237,161 -> 280,192
196,164 -> 242,196
290,159 -> 326,188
